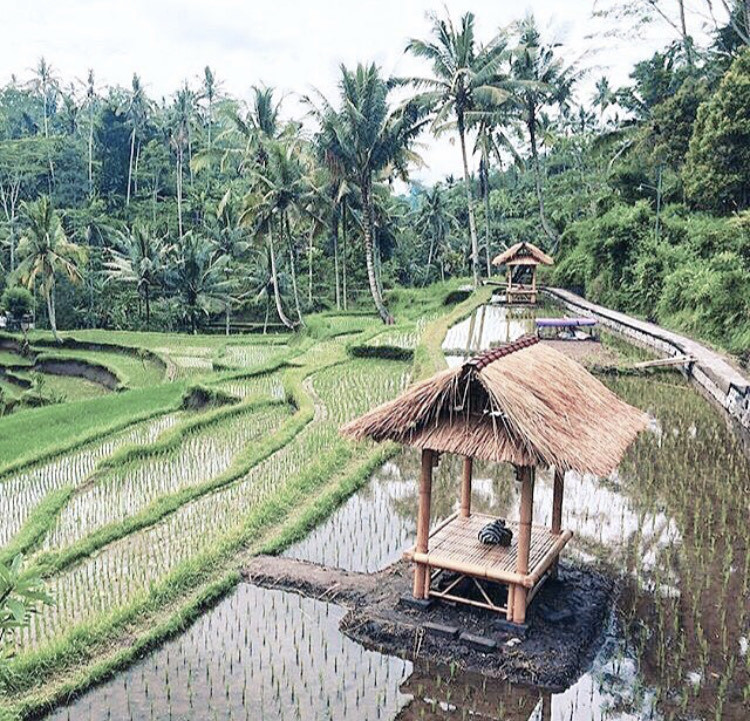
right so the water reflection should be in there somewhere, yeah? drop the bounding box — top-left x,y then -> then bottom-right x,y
290,305 -> 750,720
46,585 -> 412,721
442,305 -> 536,367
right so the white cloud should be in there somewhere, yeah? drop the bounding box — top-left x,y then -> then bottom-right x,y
3,0 -> 686,183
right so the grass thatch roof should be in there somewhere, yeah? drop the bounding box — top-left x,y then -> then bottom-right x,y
341,336 -> 648,477
492,242 -> 554,267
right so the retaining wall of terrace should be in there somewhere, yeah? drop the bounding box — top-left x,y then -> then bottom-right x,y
543,287 -> 750,436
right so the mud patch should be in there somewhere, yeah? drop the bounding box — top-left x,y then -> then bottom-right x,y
243,556 -> 613,691
34,359 -> 119,390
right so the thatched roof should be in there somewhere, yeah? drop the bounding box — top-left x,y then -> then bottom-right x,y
492,242 -> 554,267
341,337 -> 648,477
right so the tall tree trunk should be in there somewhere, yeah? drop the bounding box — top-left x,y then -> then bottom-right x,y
176,150 -> 184,239
677,0 -> 693,66
362,177 -> 393,324
528,108 -> 559,251
332,212 -> 341,310
145,285 -> 151,328
307,223 -> 314,305
46,280 -> 60,343
285,216 -> 304,327
42,95 -> 55,191
481,153 -> 492,278
88,113 -> 95,197
207,97 -> 213,150
267,221 -> 295,330
425,233 -> 436,285
458,118 -> 480,289
127,128 -> 136,206
342,204 -> 348,311
134,142 -> 140,195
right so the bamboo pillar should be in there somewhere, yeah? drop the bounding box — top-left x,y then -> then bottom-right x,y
413,448 -> 434,599
550,467 -> 564,579
512,466 -> 535,624
460,456 -> 473,518
541,693 -> 552,721
551,468 -> 564,535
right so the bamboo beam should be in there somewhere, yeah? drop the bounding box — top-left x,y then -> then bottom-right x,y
513,466 -> 535,624
551,468 -> 564,535
460,456 -> 473,518
526,529 -> 573,587
409,552 -> 528,586
413,448 -> 433,599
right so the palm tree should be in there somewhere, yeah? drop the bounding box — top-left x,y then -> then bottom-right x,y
200,66 -> 221,151
16,196 -> 86,342
240,139 -> 309,329
308,63 -> 426,323
28,58 -> 59,190
106,223 -> 171,326
125,74 -> 150,206
473,108 -> 520,275
169,83 -> 196,238
169,231 -> 229,333
510,16 -> 578,252
405,10 -> 510,288
84,70 -> 98,197
415,185 -> 458,283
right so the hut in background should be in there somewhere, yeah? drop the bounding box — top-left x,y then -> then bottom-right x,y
342,336 -> 648,625
492,242 -> 554,305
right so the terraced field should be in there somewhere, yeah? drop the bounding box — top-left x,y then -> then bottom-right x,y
0,283 -> 470,720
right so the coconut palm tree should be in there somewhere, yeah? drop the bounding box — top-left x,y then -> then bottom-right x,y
16,196 -> 86,342
106,223 -> 171,326
510,16 -> 578,252
169,231 -> 229,333
405,10 -> 510,288
308,63 -> 426,323
169,83 -> 197,238
240,139 -> 309,329
84,70 -> 98,197
415,184 -> 458,283
125,74 -> 150,206
28,58 -> 59,190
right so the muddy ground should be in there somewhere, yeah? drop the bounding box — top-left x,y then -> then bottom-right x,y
243,556 -> 613,691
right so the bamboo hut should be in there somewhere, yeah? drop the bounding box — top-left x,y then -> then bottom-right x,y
492,242 -> 553,305
341,336 -> 648,625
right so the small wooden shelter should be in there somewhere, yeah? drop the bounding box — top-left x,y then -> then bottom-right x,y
492,242 -> 554,305
342,336 -> 648,624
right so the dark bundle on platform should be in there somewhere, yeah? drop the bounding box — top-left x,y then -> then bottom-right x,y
478,518 -> 513,546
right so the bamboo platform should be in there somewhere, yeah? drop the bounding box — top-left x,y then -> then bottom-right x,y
403,512 -> 573,614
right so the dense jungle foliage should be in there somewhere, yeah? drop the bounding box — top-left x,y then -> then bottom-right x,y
0,3 -> 748,358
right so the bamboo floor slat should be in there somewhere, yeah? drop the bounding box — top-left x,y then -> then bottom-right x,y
404,512 -> 570,583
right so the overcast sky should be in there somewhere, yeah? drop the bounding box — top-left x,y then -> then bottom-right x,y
4,1 -> 688,183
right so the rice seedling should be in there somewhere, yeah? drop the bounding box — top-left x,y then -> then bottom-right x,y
218,344 -> 289,370
42,585 -> 412,721
0,413 -> 183,548
312,358 -> 411,426
41,405 -> 290,550
213,373 -> 285,402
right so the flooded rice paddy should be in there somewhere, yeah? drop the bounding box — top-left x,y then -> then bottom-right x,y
41,405 -> 290,550
46,585 -> 412,721
33,309 -> 750,719
0,412 -> 183,547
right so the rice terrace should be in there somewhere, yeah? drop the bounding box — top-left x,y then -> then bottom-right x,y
1,2 -> 750,720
